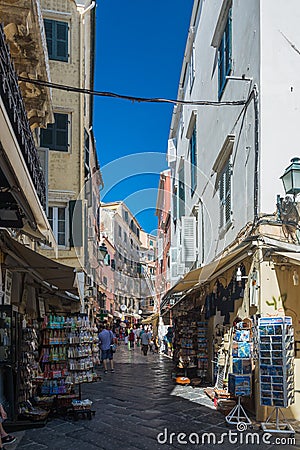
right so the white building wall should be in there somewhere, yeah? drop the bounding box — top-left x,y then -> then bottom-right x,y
260,0 -> 300,212
170,0 -> 260,272
169,0 -> 300,281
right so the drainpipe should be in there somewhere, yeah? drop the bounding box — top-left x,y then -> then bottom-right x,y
80,2 -> 96,17
253,85 -> 259,225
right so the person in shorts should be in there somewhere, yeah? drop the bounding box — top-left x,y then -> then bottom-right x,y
99,324 -> 115,373
0,404 -> 16,448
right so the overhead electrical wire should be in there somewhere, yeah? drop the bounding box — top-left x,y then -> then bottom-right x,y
18,76 -> 247,107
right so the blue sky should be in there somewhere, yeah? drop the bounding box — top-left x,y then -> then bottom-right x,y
93,0 -> 194,234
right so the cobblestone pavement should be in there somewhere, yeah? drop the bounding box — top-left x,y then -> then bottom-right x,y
9,346 -> 300,450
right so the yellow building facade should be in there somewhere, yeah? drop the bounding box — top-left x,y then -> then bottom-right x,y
38,0 -> 100,294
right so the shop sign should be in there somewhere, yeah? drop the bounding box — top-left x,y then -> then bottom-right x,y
4,270 -> 12,305
38,298 -> 46,318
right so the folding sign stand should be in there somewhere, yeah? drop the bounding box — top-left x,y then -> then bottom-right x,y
225,396 -> 252,426
261,407 -> 295,435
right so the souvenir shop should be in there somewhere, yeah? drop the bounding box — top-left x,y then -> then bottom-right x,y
168,241 -> 300,431
0,231 -> 99,425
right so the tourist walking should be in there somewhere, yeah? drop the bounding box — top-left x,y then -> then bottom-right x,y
141,329 -> 151,356
128,329 -> 135,350
98,324 -> 115,373
124,328 -> 129,346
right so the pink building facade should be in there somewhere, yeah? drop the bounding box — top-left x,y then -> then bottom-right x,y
155,170 -> 171,314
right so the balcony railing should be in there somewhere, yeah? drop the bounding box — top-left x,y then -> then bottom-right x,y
0,24 -> 46,210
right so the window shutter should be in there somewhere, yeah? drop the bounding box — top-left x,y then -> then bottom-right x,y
40,113 -> 68,152
55,113 -> 68,151
55,21 -> 68,62
172,183 -> 177,223
190,125 -> 197,194
225,9 -> 232,75
219,172 -> 225,228
85,177 -> 92,208
69,200 -> 83,247
44,19 -> 68,62
181,216 -> 196,262
40,123 -> 54,149
44,19 -> 53,59
157,237 -> 163,261
167,138 -> 176,163
104,254 -> 111,266
177,264 -> 185,275
170,248 -> 178,279
225,163 -> 231,224
178,167 -> 185,218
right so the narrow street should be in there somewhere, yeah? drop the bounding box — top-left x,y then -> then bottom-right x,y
10,347 -> 298,450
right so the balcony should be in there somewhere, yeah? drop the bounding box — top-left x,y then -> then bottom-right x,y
0,0 -> 53,130
0,24 -> 46,212
0,22 -> 46,229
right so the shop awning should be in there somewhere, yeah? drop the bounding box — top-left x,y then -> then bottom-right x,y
165,241 -> 252,298
1,232 -> 78,294
142,312 -> 159,325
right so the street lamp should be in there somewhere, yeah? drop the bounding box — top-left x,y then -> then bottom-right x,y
280,157 -> 300,198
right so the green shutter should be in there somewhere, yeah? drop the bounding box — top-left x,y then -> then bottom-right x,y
44,19 -> 53,59
55,21 -> 68,61
69,200 -> 83,247
40,124 -> 54,149
225,162 -> 231,224
85,177 -> 92,207
44,19 -> 68,62
55,113 -> 68,151
219,173 -> 225,228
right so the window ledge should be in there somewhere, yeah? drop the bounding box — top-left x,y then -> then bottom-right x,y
213,134 -> 235,174
211,0 -> 232,48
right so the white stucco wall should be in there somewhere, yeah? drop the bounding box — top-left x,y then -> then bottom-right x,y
260,0 -> 300,213
170,0 -> 300,274
171,0 -> 261,268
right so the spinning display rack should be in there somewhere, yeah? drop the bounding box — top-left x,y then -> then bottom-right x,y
258,317 -> 295,435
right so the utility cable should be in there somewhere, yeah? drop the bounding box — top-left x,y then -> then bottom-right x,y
18,76 -> 247,107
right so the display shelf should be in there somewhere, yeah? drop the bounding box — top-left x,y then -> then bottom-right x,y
173,311 -> 208,379
18,325 -> 40,406
38,314 -> 98,396
258,317 -> 295,409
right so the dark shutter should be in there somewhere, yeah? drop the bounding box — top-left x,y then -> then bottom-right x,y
219,172 -> 225,228
56,21 -> 68,61
85,177 -> 92,208
225,163 -> 231,224
44,19 -> 53,59
40,113 -> 68,152
69,200 -> 83,247
55,113 -> 68,151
